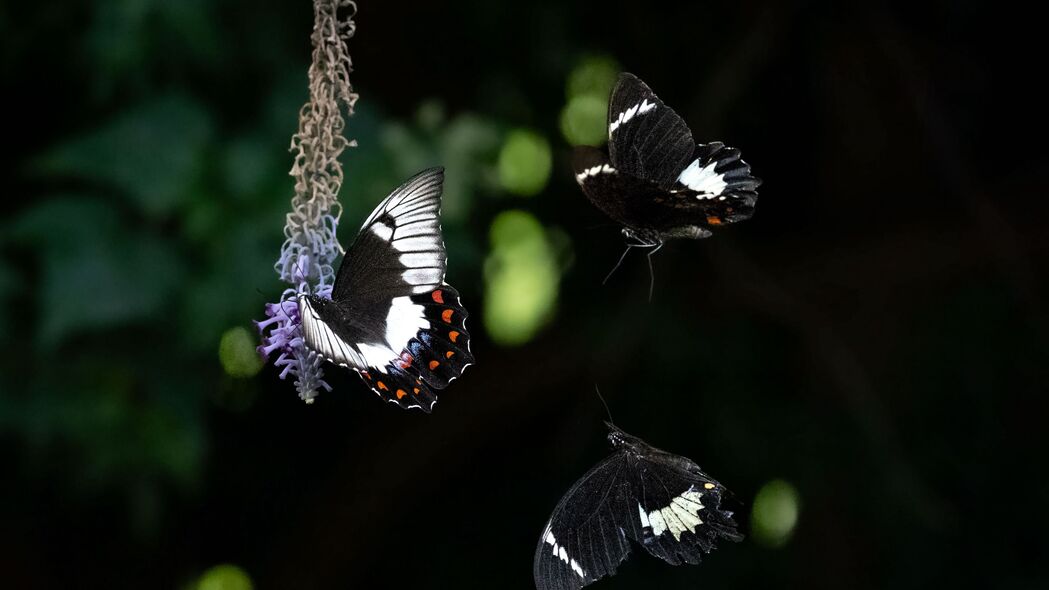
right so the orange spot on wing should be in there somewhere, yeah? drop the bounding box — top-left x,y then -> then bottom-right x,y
413,387 -> 421,394
445,351 -> 455,359
441,309 -> 454,323
377,381 -> 388,391
428,360 -> 440,370
449,330 -> 460,343
395,389 -> 407,399
431,290 -> 444,304
706,216 -> 723,226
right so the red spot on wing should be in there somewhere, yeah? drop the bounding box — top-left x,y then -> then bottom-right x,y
431,290 -> 444,304
399,352 -> 414,369
428,360 -> 440,370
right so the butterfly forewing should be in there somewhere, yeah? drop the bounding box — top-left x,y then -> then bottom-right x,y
333,167 -> 447,302
533,427 -> 742,590
607,73 -> 695,191
534,453 -> 635,590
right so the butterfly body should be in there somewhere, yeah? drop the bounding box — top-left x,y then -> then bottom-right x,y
574,73 -> 761,246
534,423 -> 742,590
297,168 -> 473,412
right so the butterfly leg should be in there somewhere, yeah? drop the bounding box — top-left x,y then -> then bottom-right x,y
645,242 -> 664,302
603,244 -> 638,285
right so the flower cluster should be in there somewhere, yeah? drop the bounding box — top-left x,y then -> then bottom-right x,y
256,0 -> 358,403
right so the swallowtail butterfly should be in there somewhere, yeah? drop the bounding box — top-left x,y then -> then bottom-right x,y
534,423 -> 742,590
574,73 -> 761,247
298,167 -> 473,412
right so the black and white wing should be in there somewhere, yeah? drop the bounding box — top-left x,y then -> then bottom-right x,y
607,73 -> 696,191
335,167 -> 447,301
297,168 -> 473,412
630,452 -> 743,567
573,144 -> 759,233
534,453 -> 638,590
534,430 -> 742,590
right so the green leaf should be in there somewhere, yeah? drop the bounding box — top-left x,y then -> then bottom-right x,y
11,196 -> 184,347
34,96 -> 211,217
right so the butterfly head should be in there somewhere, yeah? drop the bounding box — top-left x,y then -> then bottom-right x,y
606,422 -> 648,453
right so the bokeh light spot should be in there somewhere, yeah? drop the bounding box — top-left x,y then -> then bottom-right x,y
566,55 -> 620,101
751,479 -> 801,548
560,94 -> 608,146
483,210 -> 561,345
497,129 -> 552,197
196,564 -> 253,590
219,326 -> 263,378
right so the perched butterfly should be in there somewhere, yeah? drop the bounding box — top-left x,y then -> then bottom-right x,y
534,423 -> 742,590
298,167 -> 473,412
574,72 -> 761,259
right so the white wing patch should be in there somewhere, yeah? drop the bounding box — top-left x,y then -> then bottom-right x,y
676,158 -> 728,198
609,98 -> 657,134
386,296 -> 428,352
543,525 -> 587,579
298,294 -> 429,374
297,295 -> 365,368
643,486 -> 706,541
370,221 -> 394,241
574,163 -> 616,184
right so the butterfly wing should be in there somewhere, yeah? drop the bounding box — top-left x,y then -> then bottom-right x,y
333,167 -> 447,302
631,450 -> 743,565
533,452 -> 638,590
534,431 -> 743,590
607,73 -> 695,191
573,145 -> 757,235
298,168 -> 473,412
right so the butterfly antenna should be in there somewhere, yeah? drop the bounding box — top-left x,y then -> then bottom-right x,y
595,384 -> 616,428
603,245 -> 634,285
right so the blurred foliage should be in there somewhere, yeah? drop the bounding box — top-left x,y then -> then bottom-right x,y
219,327 -> 263,378
497,129 -> 553,196
483,210 -> 563,346
560,55 -> 619,146
751,479 -> 801,548
194,564 -> 253,590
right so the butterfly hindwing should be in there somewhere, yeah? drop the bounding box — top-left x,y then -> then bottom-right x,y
533,426 -> 742,590
607,73 -> 695,191
573,146 -> 668,231
403,285 -> 473,389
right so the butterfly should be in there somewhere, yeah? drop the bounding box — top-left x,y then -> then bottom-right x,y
297,167 -> 473,413
534,423 -> 742,590
573,72 -> 761,258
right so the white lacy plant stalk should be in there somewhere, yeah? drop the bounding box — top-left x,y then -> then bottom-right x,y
256,0 -> 358,403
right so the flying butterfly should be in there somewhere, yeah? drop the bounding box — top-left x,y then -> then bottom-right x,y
573,73 -> 761,284
297,167 -> 473,412
534,423 -> 742,590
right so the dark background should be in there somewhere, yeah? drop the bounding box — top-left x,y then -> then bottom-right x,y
2,0 -> 1047,588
